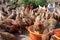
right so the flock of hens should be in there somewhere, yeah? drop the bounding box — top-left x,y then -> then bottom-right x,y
0,0 -> 60,40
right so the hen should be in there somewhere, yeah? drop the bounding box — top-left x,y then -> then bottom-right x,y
0,31 -> 18,40
7,10 -> 16,19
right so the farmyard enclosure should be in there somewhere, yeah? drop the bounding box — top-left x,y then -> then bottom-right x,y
0,0 -> 60,40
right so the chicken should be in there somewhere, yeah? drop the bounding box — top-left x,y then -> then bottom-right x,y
53,9 -> 60,21
37,5 -> 42,13
20,10 -> 25,18
6,9 -> 12,16
49,17 -> 57,25
3,19 -> 17,25
43,17 -> 57,31
32,14 -> 44,34
28,10 -> 35,24
24,5 -> 30,16
7,10 -> 16,19
33,20 -> 44,34
45,11 -> 50,19
26,17 -> 33,25
48,18 -> 57,31
1,7 -> 8,15
0,11 -> 3,21
0,10 -> 6,21
15,9 -> 23,27
0,19 -> 22,34
0,19 -> 15,30
0,31 -> 18,40
22,18 -> 28,26
1,24 -> 15,32
42,18 -> 57,40
33,21 -> 41,34
35,15 -> 41,22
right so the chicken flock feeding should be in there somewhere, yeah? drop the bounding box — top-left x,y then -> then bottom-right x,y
0,0 -> 60,40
